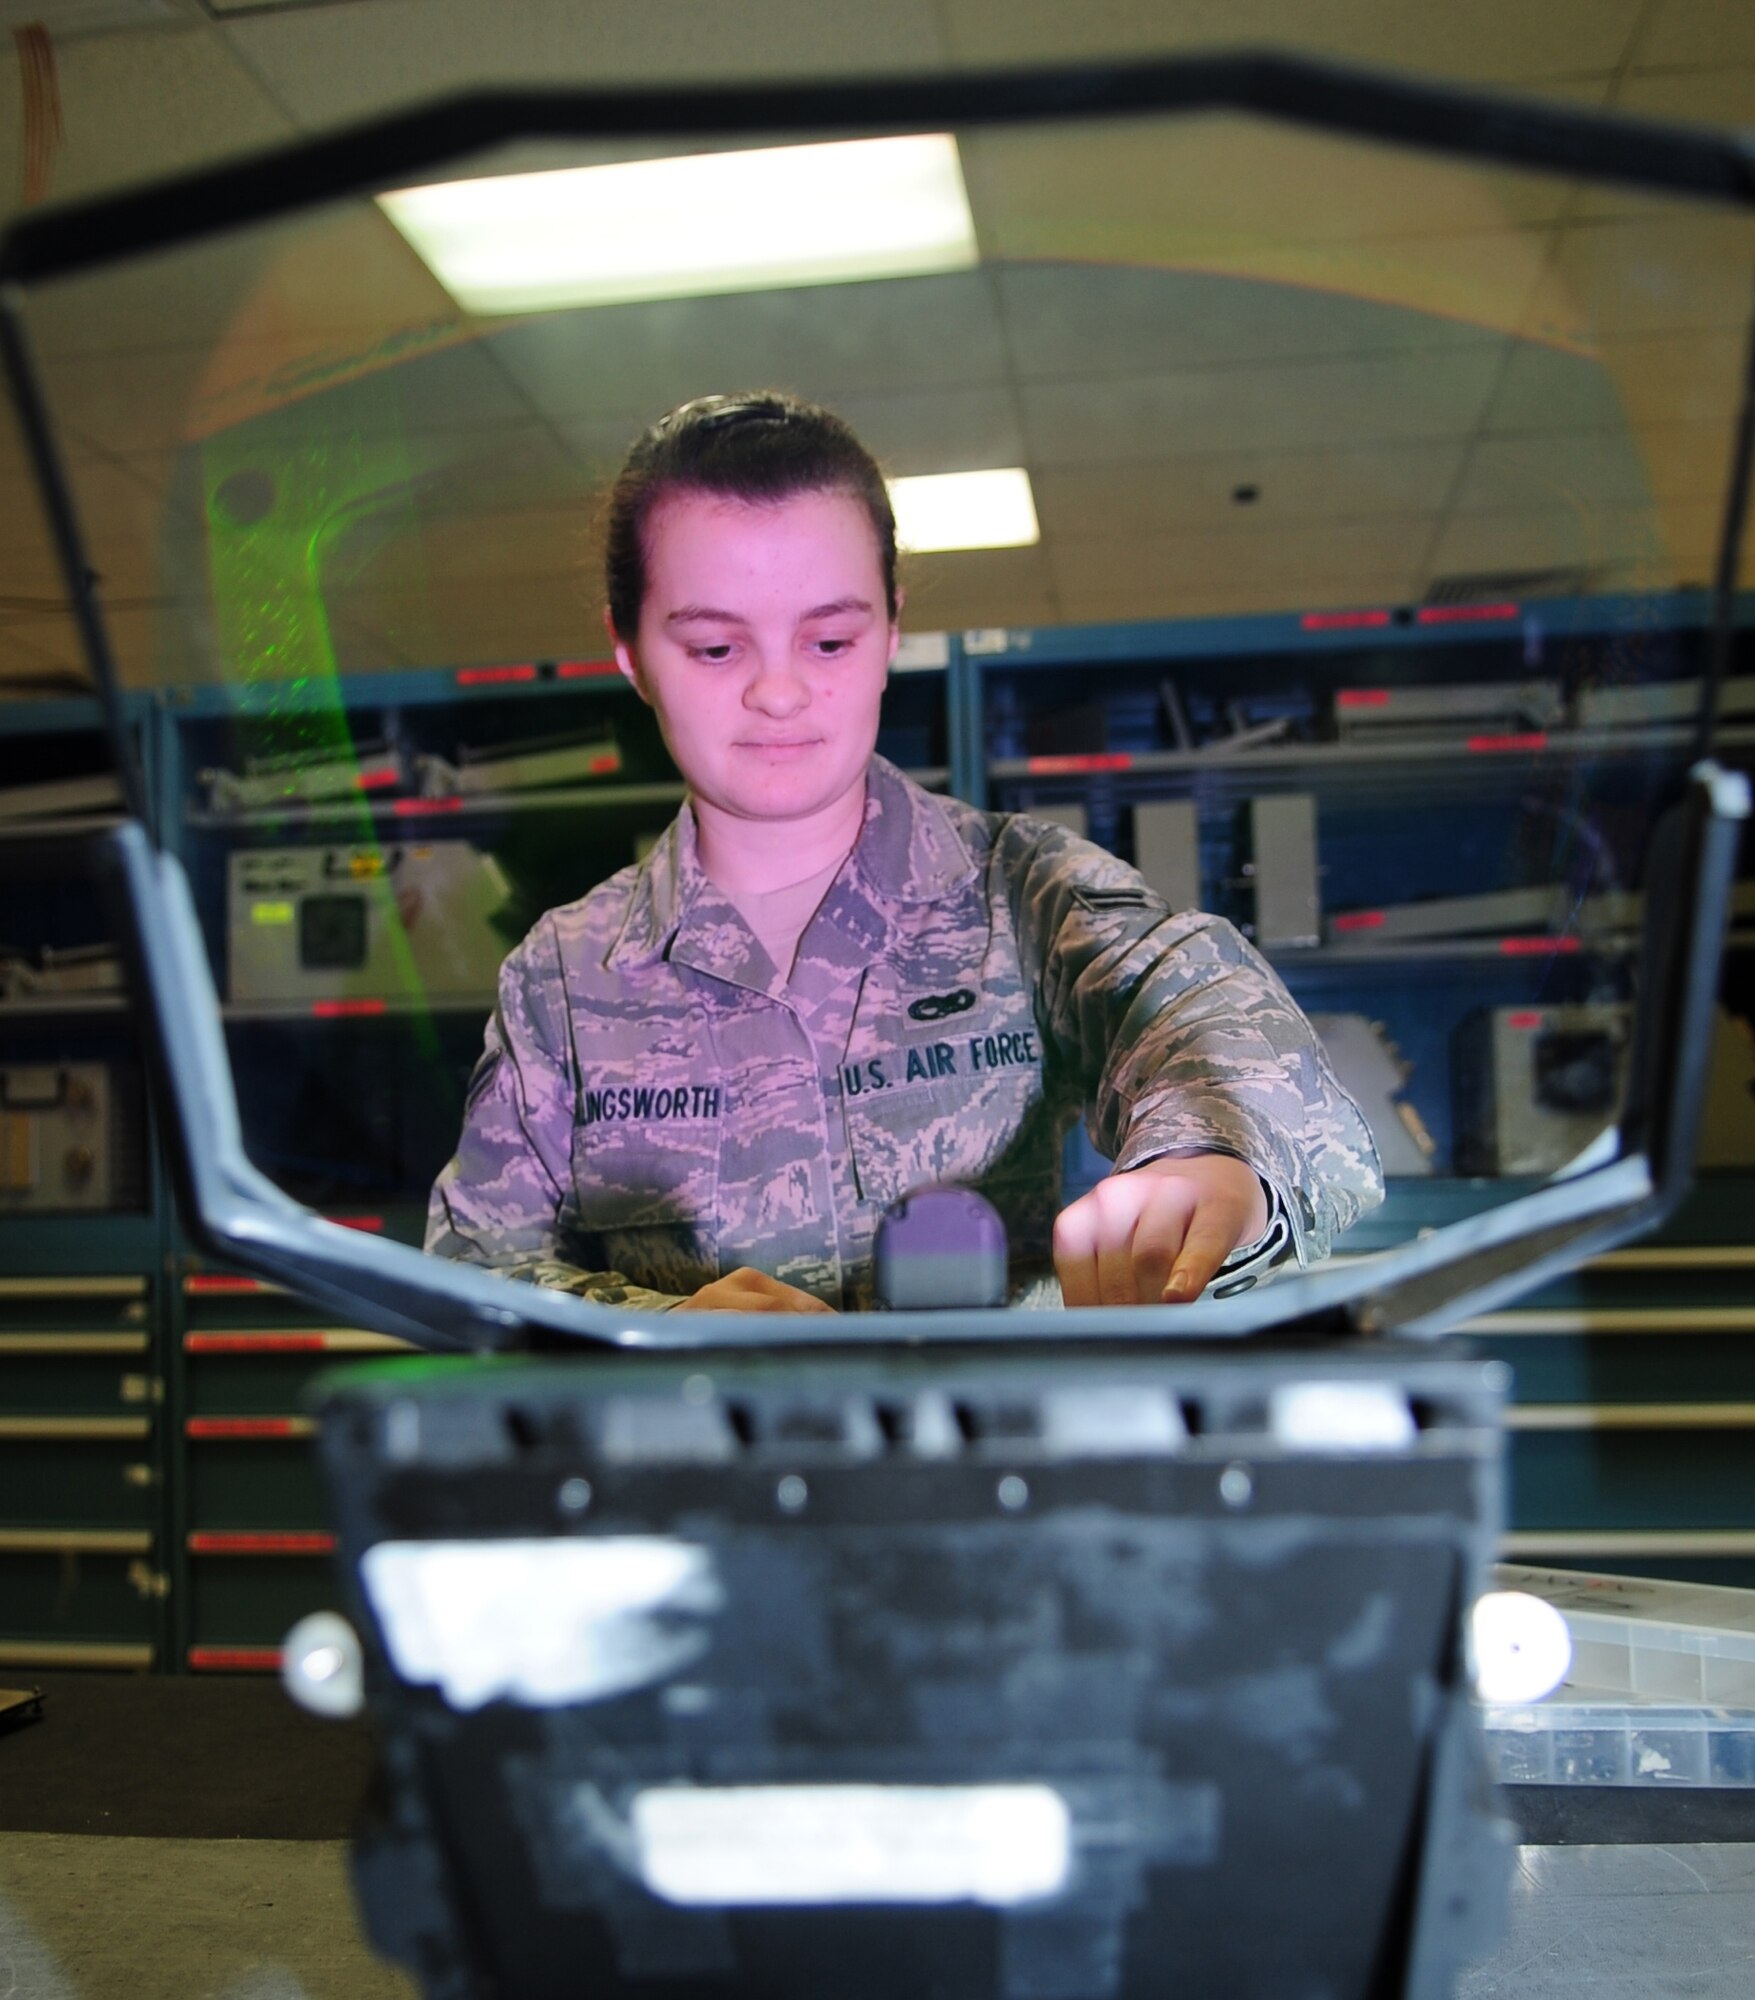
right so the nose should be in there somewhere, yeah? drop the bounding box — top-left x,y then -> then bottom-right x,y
744,649 -> 809,719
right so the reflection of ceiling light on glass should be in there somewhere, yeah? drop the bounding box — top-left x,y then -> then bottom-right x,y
889,469 -> 1040,553
1470,1591 -> 1573,1705
376,135 -> 977,315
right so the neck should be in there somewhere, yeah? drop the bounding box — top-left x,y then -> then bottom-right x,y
694,777 -> 868,895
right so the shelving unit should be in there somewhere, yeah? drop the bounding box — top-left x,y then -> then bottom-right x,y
3,591 -> 1755,1663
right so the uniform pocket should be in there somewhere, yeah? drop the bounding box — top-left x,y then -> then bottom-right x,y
570,1072 -> 722,1233
845,1065 -> 1043,1210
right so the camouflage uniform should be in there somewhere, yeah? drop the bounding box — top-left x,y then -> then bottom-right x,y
427,755 -> 1383,1310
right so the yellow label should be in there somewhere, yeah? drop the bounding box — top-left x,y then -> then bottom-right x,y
0,1112 -> 33,1192
251,901 -> 295,925
348,854 -> 385,879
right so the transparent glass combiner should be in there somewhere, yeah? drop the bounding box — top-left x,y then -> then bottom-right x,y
1,70 -> 1750,1345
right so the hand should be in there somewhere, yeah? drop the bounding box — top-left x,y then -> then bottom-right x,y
672,1267 -> 838,1314
1053,1154 -> 1270,1308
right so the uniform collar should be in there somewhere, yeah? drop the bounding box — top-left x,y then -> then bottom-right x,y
605,755 -> 977,976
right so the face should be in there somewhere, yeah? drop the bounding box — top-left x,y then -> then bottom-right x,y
612,486 -> 898,831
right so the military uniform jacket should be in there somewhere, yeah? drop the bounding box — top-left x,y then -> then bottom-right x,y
426,756 -> 1384,1311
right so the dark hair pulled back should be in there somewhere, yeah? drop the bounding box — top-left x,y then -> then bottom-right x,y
604,391 -> 898,637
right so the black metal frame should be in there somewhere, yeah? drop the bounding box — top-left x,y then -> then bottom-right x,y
2,51 -> 1752,1349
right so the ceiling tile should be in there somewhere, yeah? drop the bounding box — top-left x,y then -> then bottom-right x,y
962,121 -> 1573,274
1032,443 -> 1465,538
0,618 -> 82,682
1646,497 -> 1755,584
1610,64 -> 1755,127
35,331 -> 544,459
829,386 -> 1025,478
1052,568 -> 1422,627
322,574 -> 598,674
328,500 -> 594,599
1600,331 -> 1750,432
0,619 -> 88,701
35,346 -> 242,454
487,274 -> 1010,430
1626,420 -> 1742,506
938,0 -> 1642,83
1048,514 -> 1432,609
1637,0 -> 1755,72
997,265 -> 1502,384
1478,329 -> 1753,436
329,612 -> 414,674
1021,346 -> 1506,465
1521,213 -> 1755,343
220,0 -> 949,129
1,452 -> 189,595
1421,503 -> 1682,588
1,599 -> 220,691
897,547 -> 1060,635
1452,420 -> 1740,517
0,23 -> 294,227
1449,429 -> 1664,514
23,203 -> 459,369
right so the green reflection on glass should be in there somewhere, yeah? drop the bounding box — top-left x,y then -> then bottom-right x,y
204,385 -> 440,1080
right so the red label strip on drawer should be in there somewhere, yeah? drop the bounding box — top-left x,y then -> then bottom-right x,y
186,1333 -> 334,1353
1417,602 -> 1519,625
185,1275 -> 268,1295
185,1330 -> 411,1353
185,1416 -> 315,1439
1304,611 -> 1391,632
455,663 -> 537,685
1024,753 -> 1132,774
188,1531 -> 335,1556
188,1647 -> 283,1673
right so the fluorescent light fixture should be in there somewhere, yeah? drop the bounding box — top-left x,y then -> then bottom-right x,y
376,134 -> 977,315
889,468 -> 1040,553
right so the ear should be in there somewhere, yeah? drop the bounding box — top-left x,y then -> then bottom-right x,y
886,592 -> 905,672
607,609 -> 650,706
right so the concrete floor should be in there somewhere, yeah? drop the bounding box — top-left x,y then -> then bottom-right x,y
0,1835 -> 415,2000
3,1833 -> 1754,1998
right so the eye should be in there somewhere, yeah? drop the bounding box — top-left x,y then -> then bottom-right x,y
812,636 -> 855,658
689,643 -> 736,664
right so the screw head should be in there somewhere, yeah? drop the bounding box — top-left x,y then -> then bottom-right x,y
997,1474 -> 1030,1512
558,1476 -> 593,1515
1219,1463 -> 1254,1508
777,1474 -> 808,1513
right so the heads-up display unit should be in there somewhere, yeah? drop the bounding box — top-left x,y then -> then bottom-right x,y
4,47 -> 1755,2000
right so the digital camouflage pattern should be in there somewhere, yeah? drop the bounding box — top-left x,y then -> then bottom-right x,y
427,755 -> 1384,1310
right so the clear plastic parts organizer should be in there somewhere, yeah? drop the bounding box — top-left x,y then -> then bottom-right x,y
1484,1565 -> 1755,1788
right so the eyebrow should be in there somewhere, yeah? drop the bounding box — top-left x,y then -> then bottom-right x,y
665,596 -> 876,626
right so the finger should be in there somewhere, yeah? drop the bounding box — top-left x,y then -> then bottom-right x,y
1096,1228 -> 1138,1308
1129,1206 -> 1190,1305
1052,1201 -> 1102,1310
1164,1200 -> 1249,1302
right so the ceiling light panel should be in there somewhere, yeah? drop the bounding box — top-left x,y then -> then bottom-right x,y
889,469 -> 1040,553
377,135 -> 978,315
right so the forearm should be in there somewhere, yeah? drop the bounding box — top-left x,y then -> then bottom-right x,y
1007,820 -> 1384,1263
